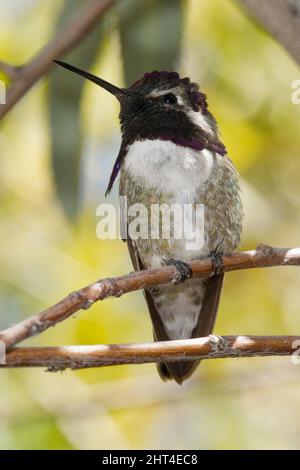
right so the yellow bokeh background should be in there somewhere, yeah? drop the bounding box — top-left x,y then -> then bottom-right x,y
0,0 -> 300,449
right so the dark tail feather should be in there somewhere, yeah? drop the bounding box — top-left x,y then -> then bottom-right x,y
157,360 -> 199,385
145,274 -> 224,384
192,273 -> 224,337
154,342 -> 199,384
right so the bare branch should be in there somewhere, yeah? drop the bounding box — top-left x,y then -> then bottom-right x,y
239,0 -> 300,65
0,245 -> 299,351
1,335 -> 299,370
0,0 -> 116,119
0,61 -> 20,81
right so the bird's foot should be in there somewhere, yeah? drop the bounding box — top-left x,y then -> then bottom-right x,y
147,286 -> 160,296
210,253 -> 224,276
164,259 -> 192,285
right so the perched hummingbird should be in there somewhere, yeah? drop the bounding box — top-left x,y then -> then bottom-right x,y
55,61 -> 243,384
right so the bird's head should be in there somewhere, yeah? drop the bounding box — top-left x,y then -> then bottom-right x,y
54,61 -> 226,194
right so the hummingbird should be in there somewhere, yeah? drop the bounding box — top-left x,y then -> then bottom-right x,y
54,61 -> 243,384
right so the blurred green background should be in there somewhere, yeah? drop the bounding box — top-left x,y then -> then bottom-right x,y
0,0 -> 300,450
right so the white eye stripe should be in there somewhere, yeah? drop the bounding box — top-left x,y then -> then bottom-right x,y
147,88 -> 184,105
174,94 -> 184,105
147,87 -> 178,97
187,110 -> 214,136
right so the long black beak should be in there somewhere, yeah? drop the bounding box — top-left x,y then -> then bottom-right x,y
54,60 -> 132,100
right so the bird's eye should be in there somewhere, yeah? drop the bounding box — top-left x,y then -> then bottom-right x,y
163,93 -> 177,105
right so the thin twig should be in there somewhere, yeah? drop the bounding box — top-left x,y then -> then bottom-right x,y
0,245 -> 299,351
1,335 -> 299,370
0,0 -> 116,119
0,61 -> 20,81
239,0 -> 300,65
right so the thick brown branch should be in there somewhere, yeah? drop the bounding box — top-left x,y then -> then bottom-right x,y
0,0 -> 115,119
0,245 -> 299,351
1,335 -> 299,370
239,0 -> 300,65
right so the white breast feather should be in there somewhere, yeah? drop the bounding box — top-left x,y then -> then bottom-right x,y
124,139 -> 214,194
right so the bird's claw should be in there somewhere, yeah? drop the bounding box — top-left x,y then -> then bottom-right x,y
164,259 -> 192,285
210,253 -> 224,276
